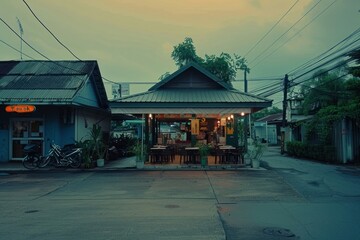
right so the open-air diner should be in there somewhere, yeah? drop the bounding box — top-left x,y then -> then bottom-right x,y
146,113 -> 246,166
109,63 -> 272,167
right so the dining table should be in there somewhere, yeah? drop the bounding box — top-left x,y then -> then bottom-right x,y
184,147 -> 199,164
218,145 -> 236,163
150,146 -> 168,163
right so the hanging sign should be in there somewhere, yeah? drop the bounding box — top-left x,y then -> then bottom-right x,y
191,119 -> 199,135
5,105 -> 36,113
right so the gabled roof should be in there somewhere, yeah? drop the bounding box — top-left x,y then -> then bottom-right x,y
0,60 -> 108,109
149,62 -> 233,91
110,62 -> 272,114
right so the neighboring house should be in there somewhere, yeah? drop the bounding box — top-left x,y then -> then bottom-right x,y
287,97 -> 360,163
0,60 -> 110,162
254,113 -> 282,145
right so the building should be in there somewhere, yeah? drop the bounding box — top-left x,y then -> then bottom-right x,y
110,62 -> 272,149
0,60 -> 110,162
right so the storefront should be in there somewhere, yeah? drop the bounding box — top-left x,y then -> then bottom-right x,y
0,60 -> 110,162
110,62 -> 272,152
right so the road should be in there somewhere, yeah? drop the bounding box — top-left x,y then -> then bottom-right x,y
1,147 -> 360,240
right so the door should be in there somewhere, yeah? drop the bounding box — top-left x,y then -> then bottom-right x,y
10,119 -> 44,160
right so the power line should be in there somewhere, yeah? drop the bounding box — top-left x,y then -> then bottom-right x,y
0,39 -> 35,60
289,27 -> 360,76
20,0 -> 119,85
290,58 -> 356,87
251,0 -> 338,69
0,16 -> 119,92
234,77 -> 283,82
0,17 -> 52,61
22,0 -> 81,61
255,56 -> 355,98
249,0 -> 323,65
244,0 -> 300,58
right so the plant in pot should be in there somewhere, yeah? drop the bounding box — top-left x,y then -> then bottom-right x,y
132,141 -> 145,169
246,138 -> 267,168
75,139 -> 93,168
197,142 -> 211,167
89,124 -> 108,167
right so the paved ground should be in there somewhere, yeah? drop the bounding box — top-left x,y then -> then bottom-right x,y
1,146 -> 360,240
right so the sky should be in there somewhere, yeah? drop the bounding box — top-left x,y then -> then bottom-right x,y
1,0 -> 359,106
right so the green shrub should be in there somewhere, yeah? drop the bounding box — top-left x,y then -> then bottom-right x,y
286,141 -> 336,163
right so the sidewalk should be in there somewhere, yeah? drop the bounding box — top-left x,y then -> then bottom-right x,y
0,155 -> 258,172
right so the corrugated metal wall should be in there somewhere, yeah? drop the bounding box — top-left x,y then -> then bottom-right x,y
333,118 -> 360,163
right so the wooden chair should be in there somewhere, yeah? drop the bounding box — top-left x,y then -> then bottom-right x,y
178,147 -> 187,164
230,147 -> 245,164
214,147 -> 226,164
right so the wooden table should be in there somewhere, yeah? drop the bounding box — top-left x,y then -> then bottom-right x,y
185,147 -> 199,164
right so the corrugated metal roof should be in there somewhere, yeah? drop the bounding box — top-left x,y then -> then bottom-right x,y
115,89 -> 270,103
0,89 -> 77,101
110,61 -> 272,114
0,75 -> 85,89
0,61 -> 94,75
0,60 -> 108,108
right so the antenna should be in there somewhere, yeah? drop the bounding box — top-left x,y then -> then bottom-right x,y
16,17 -> 24,60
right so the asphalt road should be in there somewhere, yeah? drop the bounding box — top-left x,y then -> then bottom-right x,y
1,147 -> 360,240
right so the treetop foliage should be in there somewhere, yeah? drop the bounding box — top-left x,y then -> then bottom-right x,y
169,37 -> 249,84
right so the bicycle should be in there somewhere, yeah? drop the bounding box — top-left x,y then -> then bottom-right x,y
41,143 -> 82,168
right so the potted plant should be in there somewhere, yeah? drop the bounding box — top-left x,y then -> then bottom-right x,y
197,142 -> 211,167
75,139 -> 93,168
246,138 -> 267,168
132,140 -> 145,169
89,124 -> 108,167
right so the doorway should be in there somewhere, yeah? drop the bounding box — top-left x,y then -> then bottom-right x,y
10,119 -> 44,160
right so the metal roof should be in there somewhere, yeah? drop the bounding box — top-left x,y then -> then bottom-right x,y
115,89 -> 270,103
149,62 -> 233,91
110,63 -> 272,115
0,60 -> 108,108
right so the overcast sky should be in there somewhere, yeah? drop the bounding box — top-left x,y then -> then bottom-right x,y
1,0 -> 359,105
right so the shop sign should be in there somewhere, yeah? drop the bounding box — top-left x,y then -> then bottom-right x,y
5,105 -> 36,113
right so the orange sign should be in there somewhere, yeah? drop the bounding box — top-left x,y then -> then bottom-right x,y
5,105 -> 36,113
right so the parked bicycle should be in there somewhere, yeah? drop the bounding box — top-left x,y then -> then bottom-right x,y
41,143 -> 82,168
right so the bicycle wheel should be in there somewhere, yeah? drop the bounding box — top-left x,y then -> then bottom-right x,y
38,155 -> 51,168
39,155 -> 55,168
70,154 -> 82,168
23,155 -> 39,169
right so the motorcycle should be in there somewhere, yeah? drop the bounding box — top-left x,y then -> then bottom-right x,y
22,144 -> 43,169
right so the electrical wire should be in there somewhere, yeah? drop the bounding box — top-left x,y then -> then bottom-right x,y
21,0 -> 120,84
251,0 -> 338,69
0,17 -> 54,61
22,0 -> 81,61
0,39 -> 36,60
289,27 -> 360,76
244,0 -> 300,58
248,0 -> 323,65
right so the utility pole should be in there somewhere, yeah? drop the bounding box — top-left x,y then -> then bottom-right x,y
281,74 -> 289,154
244,68 -> 248,93
243,67 -> 251,149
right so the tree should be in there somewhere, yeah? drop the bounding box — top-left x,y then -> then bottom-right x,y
171,37 -> 202,68
298,51 -> 360,145
169,37 -> 249,84
299,70 -> 346,114
348,49 -> 360,78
